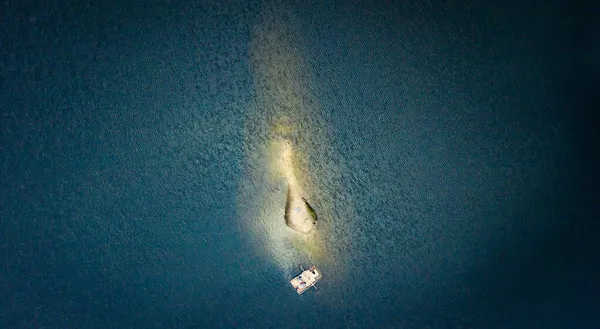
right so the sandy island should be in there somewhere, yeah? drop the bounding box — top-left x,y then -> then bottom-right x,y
280,142 -> 317,233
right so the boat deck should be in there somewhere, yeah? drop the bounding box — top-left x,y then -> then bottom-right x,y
290,265 -> 322,294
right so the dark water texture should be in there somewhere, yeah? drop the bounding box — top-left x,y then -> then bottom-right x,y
1,0 -> 598,328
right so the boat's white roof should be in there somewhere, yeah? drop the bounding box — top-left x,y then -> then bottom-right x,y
290,266 -> 322,294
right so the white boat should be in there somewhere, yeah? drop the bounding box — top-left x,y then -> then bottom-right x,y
290,264 -> 322,294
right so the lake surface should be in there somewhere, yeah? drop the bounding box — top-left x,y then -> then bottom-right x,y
2,0 -> 598,327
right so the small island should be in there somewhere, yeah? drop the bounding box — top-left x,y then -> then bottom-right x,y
279,140 -> 317,233
284,183 -> 317,233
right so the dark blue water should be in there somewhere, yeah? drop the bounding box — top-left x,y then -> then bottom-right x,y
2,0 -> 598,327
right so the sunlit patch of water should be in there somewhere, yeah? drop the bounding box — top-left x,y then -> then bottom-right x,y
236,3 -> 365,302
